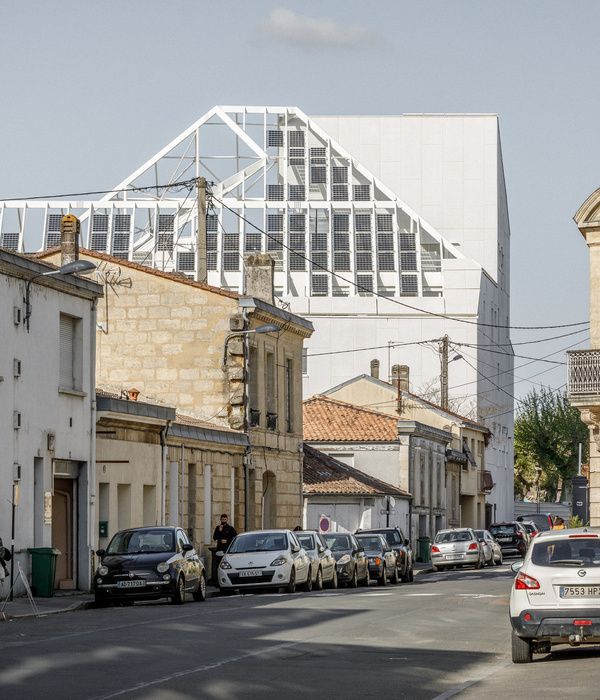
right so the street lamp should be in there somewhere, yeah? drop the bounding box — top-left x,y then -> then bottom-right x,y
221,323 -> 282,366
24,259 -> 97,332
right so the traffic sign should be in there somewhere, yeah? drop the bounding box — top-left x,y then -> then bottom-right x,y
319,516 -> 330,533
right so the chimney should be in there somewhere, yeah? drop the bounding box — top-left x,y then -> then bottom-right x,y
391,364 -> 401,389
398,365 -> 410,393
370,359 -> 380,379
127,388 -> 140,402
60,215 -> 80,266
244,253 -> 275,305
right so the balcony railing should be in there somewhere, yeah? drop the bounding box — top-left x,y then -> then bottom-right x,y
567,350 -> 600,395
249,408 -> 261,428
478,470 -> 494,493
266,412 -> 278,431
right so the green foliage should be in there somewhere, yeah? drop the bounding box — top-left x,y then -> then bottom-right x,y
568,515 -> 589,528
514,388 -> 588,501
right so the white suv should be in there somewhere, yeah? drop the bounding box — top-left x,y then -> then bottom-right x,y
509,527 -> 600,663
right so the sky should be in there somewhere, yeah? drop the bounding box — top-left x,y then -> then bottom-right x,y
1,0 -> 597,402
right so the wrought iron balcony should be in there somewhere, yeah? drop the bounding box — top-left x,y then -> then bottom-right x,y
249,408 -> 261,428
266,412 -> 278,431
478,470 -> 494,494
567,350 -> 600,396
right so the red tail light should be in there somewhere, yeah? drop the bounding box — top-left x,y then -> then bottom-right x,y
574,620 -> 592,626
515,572 -> 540,590
431,546 -> 440,553
516,532 -> 523,538
467,542 -> 478,551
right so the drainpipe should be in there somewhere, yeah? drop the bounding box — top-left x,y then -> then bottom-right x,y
89,297 -> 98,588
242,308 -> 251,532
408,435 -> 413,551
160,421 -> 173,526
180,444 -> 185,529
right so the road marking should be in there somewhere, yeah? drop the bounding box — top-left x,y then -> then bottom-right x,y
431,660 -> 512,700
456,594 -> 507,598
404,593 -> 443,597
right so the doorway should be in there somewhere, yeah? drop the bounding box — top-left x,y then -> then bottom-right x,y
52,478 -> 74,590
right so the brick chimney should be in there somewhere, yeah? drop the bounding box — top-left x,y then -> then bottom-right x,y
244,253 -> 275,305
370,359 -> 380,379
60,215 -> 80,266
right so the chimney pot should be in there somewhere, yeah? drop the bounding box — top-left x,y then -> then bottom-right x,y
398,365 -> 410,393
391,364 -> 400,389
60,215 -> 80,266
370,359 -> 380,379
127,388 -> 140,402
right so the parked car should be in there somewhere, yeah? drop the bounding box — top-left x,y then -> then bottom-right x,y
218,529 -> 310,593
323,532 -> 370,587
357,527 -> 414,582
489,521 -> 532,557
94,526 -> 206,606
355,533 -> 398,585
474,529 -> 503,566
430,528 -> 485,571
295,530 -> 338,589
516,513 -> 554,531
519,521 -> 542,539
510,527 -> 600,663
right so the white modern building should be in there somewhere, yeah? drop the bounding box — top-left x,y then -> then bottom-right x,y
0,105 -> 514,521
0,249 -> 102,595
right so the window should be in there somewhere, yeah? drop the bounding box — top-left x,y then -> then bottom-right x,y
311,274 -> 328,296
399,232 -> 416,251
310,147 -> 326,163
332,166 -> 347,184
206,215 -> 218,232
311,166 -> 327,184
288,131 -> 305,165
401,274 -> 419,296
59,314 -> 82,391
1,232 -> 19,250
267,214 -> 283,251
377,214 -> 393,231
357,274 -> 373,295
289,131 -> 305,148
400,251 -> 418,271
332,185 -> 348,201
333,252 -> 350,271
288,185 -> 305,201
266,351 -> 276,418
91,214 -> 108,252
354,184 -> 370,201
355,214 -> 371,232
267,130 -> 283,148
267,184 -> 284,201
177,252 -> 195,272
333,213 -> 349,232
286,358 -> 293,433
355,252 -> 372,271
223,233 -> 239,270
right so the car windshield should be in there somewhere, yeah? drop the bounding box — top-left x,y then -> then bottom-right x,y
324,534 -> 351,551
107,529 -> 175,554
519,514 -> 552,530
531,538 -> 600,567
229,533 -> 288,553
296,534 -> 315,550
356,536 -> 383,550
489,525 -> 516,536
435,531 -> 474,543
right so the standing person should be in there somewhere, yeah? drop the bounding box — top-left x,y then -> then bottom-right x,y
0,537 -> 10,581
213,514 -> 237,553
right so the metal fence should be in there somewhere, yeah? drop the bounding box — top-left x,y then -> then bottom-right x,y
567,349 -> 600,395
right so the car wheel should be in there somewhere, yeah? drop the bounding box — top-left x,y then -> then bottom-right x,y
475,555 -> 483,570
349,566 -> 358,588
360,566 -> 371,587
327,568 -> 338,589
390,565 -> 399,585
286,568 -> 297,594
193,573 -> 206,602
486,554 -> 494,567
378,567 -> 387,586
171,576 -> 186,605
401,566 -> 412,583
511,629 -> 533,663
303,568 -> 313,592
314,567 -> 324,591
497,551 -> 503,566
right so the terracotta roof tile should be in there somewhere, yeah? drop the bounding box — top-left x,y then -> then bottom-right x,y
303,444 -> 410,497
303,394 -> 400,442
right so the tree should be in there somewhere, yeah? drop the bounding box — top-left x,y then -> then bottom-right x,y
514,388 -> 588,501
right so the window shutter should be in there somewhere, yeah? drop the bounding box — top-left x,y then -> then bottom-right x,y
60,315 -> 74,389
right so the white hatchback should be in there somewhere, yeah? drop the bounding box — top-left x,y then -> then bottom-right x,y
218,529 -> 311,593
510,527 -> 600,663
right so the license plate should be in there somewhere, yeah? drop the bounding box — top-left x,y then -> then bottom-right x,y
560,586 -> 600,597
498,538 -> 511,542
240,570 -> 262,577
117,580 -> 146,588
445,554 -> 464,559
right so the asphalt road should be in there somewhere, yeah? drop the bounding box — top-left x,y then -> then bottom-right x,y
1,563 -> 599,699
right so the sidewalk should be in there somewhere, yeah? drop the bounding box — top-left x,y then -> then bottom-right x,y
1,565 -> 433,621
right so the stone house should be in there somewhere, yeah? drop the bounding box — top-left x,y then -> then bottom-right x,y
0,248 -> 102,595
303,394 -> 451,544
39,247 -> 313,533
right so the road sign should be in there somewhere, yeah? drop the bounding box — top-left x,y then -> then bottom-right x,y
319,517 -> 330,533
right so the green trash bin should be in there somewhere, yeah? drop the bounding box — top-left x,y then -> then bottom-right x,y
417,537 -> 431,564
28,547 -> 61,597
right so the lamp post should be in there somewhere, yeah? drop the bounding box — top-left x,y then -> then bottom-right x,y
222,323 -> 281,531
439,335 -> 463,410
24,259 -> 96,332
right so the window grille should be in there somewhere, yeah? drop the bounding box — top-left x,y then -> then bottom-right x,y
332,166 -> 347,184
333,252 -> 350,271
399,232 -> 416,251
377,214 -> 393,231
289,214 -> 305,232
223,252 -> 239,271
207,232 -> 218,250
333,213 -> 349,232
207,252 -> 217,270
47,214 -> 62,247
93,214 -> 108,231
267,232 -> 283,251
400,251 -> 418,270
289,232 -> 305,253
312,274 -> 328,296
310,147 -> 326,163
356,252 -> 373,271
114,214 -> 131,232
267,214 -> 284,231
267,184 -> 284,201
289,131 -> 305,148
288,185 -> 305,201
355,233 -> 371,251
312,232 -> 328,251
1,232 -> 19,250
206,215 -> 218,231
354,184 -> 371,201
158,214 -> 175,232
158,233 -> 174,252
289,148 -> 304,165
355,213 -> 371,232
312,251 -> 328,270
177,252 -> 195,271
245,233 -> 262,252
357,274 -> 373,296
332,185 -> 348,201
401,274 -> 419,296
378,252 -> 395,271
289,251 -> 305,271
267,130 -> 283,147
90,232 -> 107,252
112,233 -> 130,255
310,166 -> 326,184
333,232 -> 350,250
378,232 -> 394,251
223,233 -> 239,251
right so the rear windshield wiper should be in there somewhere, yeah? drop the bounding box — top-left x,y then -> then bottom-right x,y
552,559 -> 584,565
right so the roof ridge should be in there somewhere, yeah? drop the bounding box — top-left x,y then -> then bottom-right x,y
304,393 -> 399,422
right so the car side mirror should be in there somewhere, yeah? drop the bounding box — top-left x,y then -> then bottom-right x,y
511,561 -> 523,573
182,543 -> 194,552
96,549 -> 106,557
318,545 -> 325,553
292,545 -> 300,553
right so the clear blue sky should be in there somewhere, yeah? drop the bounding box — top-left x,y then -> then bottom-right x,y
1,0 -> 596,401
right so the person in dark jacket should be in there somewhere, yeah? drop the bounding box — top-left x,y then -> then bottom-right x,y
0,537 -> 10,579
213,514 -> 237,552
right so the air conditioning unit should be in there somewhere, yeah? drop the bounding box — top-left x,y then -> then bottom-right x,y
13,359 -> 21,377
13,411 -> 21,429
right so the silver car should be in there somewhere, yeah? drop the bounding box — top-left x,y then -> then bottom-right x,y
475,529 -> 503,566
295,531 -> 338,589
431,528 -> 485,572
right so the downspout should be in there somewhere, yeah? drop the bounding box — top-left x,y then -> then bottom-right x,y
408,434 -> 414,551
180,444 -> 185,529
242,307 -> 251,532
89,297 -> 98,588
160,421 -> 173,526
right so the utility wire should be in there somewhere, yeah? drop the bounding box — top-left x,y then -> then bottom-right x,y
3,179 -> 198,202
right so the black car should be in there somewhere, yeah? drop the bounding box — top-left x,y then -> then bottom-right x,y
357,527 -> 414,582
94,526 -> 206,606
355,533 -> 398,585
489,521 -> 532,557
322,533 -> 370,587
516,513 -> 554,532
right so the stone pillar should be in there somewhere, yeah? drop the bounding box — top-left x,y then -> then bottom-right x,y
578,408 -> 600,526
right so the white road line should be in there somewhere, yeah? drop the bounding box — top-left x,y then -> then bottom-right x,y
431,660 -> 512,700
